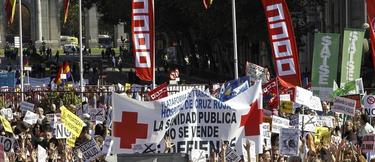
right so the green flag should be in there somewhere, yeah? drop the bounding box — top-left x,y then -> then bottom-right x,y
311,33 -> 340,101
340,28 -> 364,87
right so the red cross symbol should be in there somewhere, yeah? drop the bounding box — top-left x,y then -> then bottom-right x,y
113,112 -> 148,149
240,100 -> 263,136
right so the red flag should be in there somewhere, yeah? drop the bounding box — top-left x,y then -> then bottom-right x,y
132,0 -> 154,81
147,82 -> 168,100
63,0 -> 70,24
367,0 -> 375,72
203,0 -> 213,9
261,0 -> 301,86
262,79 -> 278,96
54,65 -> 63,85
5,0 -> 16,25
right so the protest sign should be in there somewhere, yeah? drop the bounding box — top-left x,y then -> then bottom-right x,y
73,139 -> 101,161
148,82 -> 168,101
271,116 -> 290,134
218,76 -> 251,102
309,96 -> 323,111
365,95 -> 375,117
246,62 -> 266,82
23,111 -> 38,125
294,87 -> 313,106
280,94 -> 291,101
290,115 -> 333,132
20,101 -> 34,113
46,113 -> 61,127
190,145 -> 210,162
131,143 -> 157,154
311,33 -> 340,101
332,96 -> 356,116
262,123 -> 271,150
362,134 -> 375,153
61,106 -> 85,137
280,128 -> 300,156
0,116 -> 12,133
112,81 -> 264,156
0,72 -> 15,87
67,134 -> 77,148
242,139 -> 256,162
55,123 -> 72,139
38,145 -> 47,162
280,101 -> 293,114
225,147 -> 241,162
0,108 -> 13,120
0,136 -> 14,152
340,29 -> 364,87
101,136 -> 113,156
314,127 -> 331,144
24,77 -> 50,87
342,94 -> 361,109
89,108 -> 105,122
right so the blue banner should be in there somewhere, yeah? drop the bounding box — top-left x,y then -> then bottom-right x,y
0,72 -> 16,87
218,76 -> 251,102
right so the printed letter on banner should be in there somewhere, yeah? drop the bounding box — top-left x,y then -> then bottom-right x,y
311,33 -> 340,101
261,0 -> 301,86
367,0 -> 375,72
339,29 -> 364,87
132,0 -> 154,81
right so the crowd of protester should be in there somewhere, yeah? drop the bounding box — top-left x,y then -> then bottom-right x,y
0,82 -> 372,162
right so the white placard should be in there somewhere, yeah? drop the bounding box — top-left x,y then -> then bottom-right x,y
262,123 -> 271,150
60,74 -> 67,80
0,136 -> 14,152
271,116 -> 290,134
38,145 -> 47,162
0,109 -> 13,120
294,87 -> 313,106
73,139 -> 101,161
225,147 -> 241,162
364,95 -> 375,110
23,111 -> 38,125
20,101 -> 34,113
332,96 -> 356,116
280,128 -> 300,156
89,108 -> 105,122
54,123 -> 72,139
309,96 -> 323,111
131,143 -> 157,154
279,94 -> 291,101
190,145 -> 210,162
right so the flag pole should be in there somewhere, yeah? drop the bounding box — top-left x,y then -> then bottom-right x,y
152,0 -> 156,89
232,0 -> 239,79
79,0 -> 84,98
19,0 -> 24,102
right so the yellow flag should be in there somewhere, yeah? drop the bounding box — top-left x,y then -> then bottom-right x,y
0,115 -> 13,133
60,106 -> 85,137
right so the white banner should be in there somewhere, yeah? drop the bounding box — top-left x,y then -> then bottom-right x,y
332,96 -> 356,116
23,111 -> 38,125
280,128 -> 300,156
271,116 -> 290,134
24,77 -> 50,87
112,81 -> 263,156
0,109 -> 13,120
